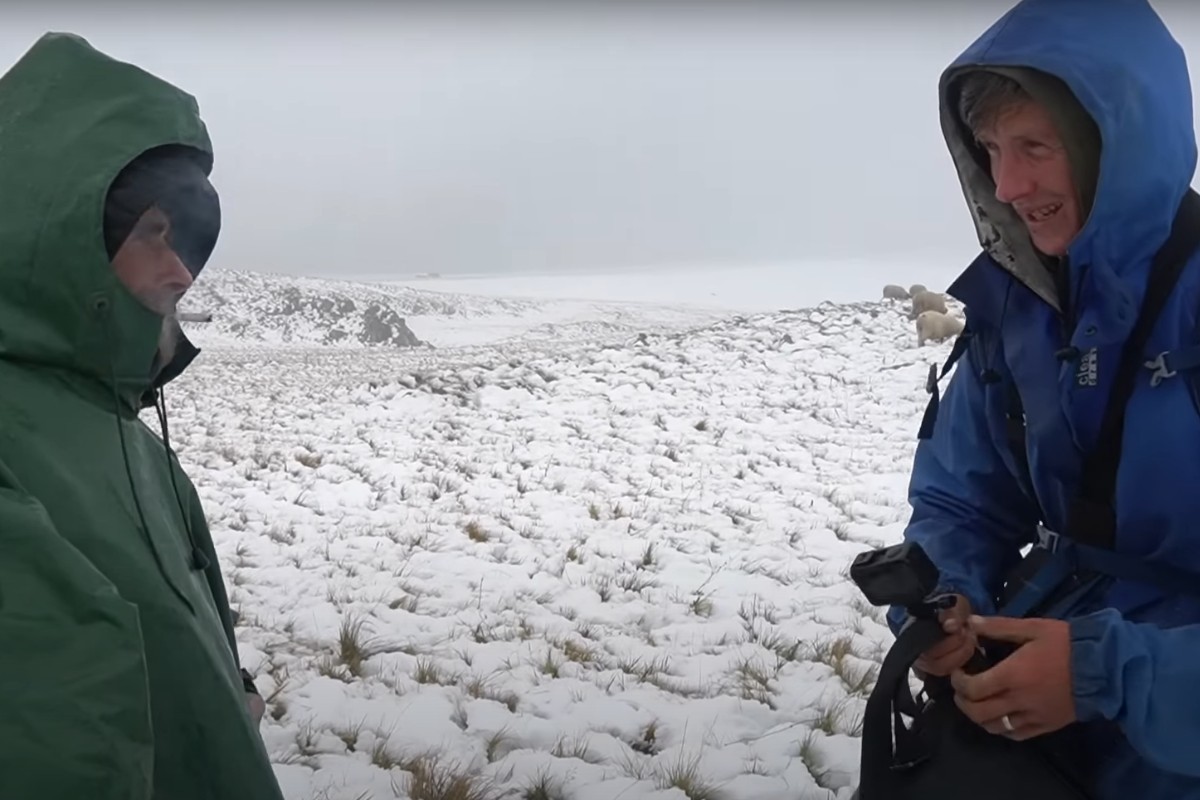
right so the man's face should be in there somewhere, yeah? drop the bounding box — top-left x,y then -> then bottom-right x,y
974,99 -> 1083,257
110,205 -> 194,364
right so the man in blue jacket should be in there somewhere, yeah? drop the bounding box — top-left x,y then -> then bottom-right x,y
883,0 -> 1200,797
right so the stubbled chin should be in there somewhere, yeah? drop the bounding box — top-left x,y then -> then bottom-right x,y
157,316 -> 180,366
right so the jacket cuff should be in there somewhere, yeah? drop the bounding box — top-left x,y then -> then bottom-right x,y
1069,607 -> 1123,722
240,668 -> 259,696
885,580 -> 989,637
940,578 -> 995,618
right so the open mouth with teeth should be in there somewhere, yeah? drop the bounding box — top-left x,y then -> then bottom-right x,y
1023,203 -> 1062,224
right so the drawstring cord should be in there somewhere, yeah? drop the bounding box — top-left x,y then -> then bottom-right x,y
156,386 -> 209,571
96,296 -> 208,582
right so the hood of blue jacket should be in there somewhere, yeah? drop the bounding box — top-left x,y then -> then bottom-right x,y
940,0 -> 1196,323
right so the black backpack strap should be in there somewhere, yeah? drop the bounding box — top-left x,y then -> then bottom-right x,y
917,327 -> 974,440
1065,188 -> 1200,547
1002,379 -> 1030,478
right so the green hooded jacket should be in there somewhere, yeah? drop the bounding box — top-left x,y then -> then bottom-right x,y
0,33 -> 284,800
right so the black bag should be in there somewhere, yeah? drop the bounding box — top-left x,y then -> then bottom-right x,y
855,188 -> 1200,800
856,617 -> 1092,800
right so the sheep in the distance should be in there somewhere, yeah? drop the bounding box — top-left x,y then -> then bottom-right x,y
882,284 -> 910,301
909,289 -> 948,319
916,309 -> 965,346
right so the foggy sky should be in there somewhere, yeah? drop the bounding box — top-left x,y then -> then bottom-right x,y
2,2 -> 1199,289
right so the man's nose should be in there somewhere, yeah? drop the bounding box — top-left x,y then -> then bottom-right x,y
992,154 -> 1035,204
165,251 -> 194,294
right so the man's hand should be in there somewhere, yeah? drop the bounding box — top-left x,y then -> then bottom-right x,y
245,692 -> 266,727
950,614 -> 1076,741
914,593 -> 977,677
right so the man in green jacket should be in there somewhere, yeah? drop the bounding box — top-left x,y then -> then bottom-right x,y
0,32 -> 285,799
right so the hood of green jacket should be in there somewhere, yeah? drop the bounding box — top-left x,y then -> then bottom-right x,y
0,32 -> 213,409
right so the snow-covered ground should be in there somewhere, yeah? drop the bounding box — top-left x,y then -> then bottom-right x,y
166,283 -> 952,800
406,299 -> 731,350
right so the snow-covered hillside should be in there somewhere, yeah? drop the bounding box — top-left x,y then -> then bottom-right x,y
161,293 -> 944,800
181,268 -> 733,350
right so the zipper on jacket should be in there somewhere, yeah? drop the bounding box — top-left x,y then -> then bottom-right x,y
1050,255 -> 1091,372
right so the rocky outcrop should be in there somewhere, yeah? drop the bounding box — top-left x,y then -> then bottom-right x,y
182,274 -> 429,348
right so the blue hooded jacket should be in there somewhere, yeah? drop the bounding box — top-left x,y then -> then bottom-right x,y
888,0 -> 1200,796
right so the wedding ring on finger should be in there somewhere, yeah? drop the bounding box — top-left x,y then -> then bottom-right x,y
1001,714 -> 1015,733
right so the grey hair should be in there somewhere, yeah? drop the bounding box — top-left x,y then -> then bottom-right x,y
956,71 -> 1032,135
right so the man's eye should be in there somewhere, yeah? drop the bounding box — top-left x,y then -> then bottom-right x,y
1025,142 -> 1054,158
134,219 -> 169,240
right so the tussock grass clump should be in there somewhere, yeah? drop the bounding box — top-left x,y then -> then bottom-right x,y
808,697 -> 864,737
332,718 -> 366,752
731,656 -> 779,709
539,650 -> 563,678
552,732 -> 599,763
656,751 -> 726,800
522,769 -> 568,800
337,614 -> 384,678
393,753 -> 500,800
414,656 -> 454,686
797,729 -> 842,789
560,639 -> 598,665
461,673 -> 520,713
371,737 -> 402,770
616,654 -> 672,683
630,720 -> 659,755
484,728 -> 517,763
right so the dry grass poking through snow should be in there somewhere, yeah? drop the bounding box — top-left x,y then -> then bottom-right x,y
163,300 -> 946,800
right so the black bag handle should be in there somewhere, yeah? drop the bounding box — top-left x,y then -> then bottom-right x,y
858,618 -> 945,797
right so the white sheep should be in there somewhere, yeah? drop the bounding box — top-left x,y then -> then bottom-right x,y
882,284 -> 910,300
908,289 -> 948,320
916,310 -> 965,346
909,283 -> 928,297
